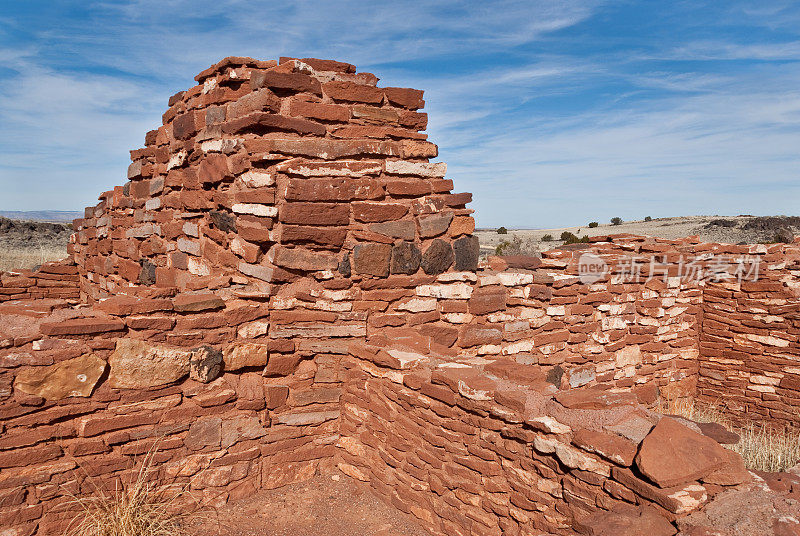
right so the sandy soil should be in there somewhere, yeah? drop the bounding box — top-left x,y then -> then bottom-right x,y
184,472 -> 432,536
476,215 -> 799,256
0,216 -> 70,271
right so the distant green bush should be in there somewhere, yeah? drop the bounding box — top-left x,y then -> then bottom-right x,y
495,235 -> 538,255
588,221 -> 599,228
541,234 -> 553,242
497,226 -> 508,234
560,231 -> 590,245
644,216 -> 652,222
611,217 -> 623,226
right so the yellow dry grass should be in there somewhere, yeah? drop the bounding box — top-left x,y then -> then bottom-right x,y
66,446 -> 205,536
0,243 -> 67,271
658,397 -> 800,472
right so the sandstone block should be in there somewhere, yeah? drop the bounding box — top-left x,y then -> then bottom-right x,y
223,343 -> 270,371
221,415 -> 266,448
275,159 -> 383,177
572,428 -> 638,466
450,216 -> 475,236
352,202 -> 408,223
573,505 -> 677,536
418,213 -> 453,238
222,112 -> 326,136
288,100 -> 350,122
285,178 -> 383,202
323,81 -> 383,103
555,387 -> 637,410
97,296 -> 172,316
265,385 -> 289,409
251,71 -> 322,95
185,417 -> 222,450
385,180 -> 432,196
108,338 -> 192,389
459,325 -> 502,347
13,354 -> 106,400
384,87 -> 425,109
173,293 -> 225,312
273,246 -> 339,272
353,243 -> 392,277
371,220 -> 416,241
275,410 -> 340,426
468,286 -> 506,315
280,202 -> 350,226
40,316 -> 125,336
227,88 -> 281,118
636,417 -> 731,488
280,225 -> 347,248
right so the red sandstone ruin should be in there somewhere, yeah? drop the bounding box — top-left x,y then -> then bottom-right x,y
0,56 -> 799,536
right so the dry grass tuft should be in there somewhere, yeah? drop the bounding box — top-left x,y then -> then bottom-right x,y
657,397 -> 800,472
66,446 -> 202,536
0,243 -> 67,271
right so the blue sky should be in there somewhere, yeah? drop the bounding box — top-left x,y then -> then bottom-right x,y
1,1 -> 799,228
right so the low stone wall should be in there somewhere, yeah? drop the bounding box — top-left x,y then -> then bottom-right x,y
0,290 -> 342,535
699,275 -> 800,428
339,344 -> 749,536
0,262 -> 80,303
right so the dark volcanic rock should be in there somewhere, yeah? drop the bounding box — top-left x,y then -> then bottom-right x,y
453,236 -> 479,271
210,210 -> 237,233
390,241 -> 422,275
338,255 -> 351,277
190,345 -> 223,383
421,239 -> 454,275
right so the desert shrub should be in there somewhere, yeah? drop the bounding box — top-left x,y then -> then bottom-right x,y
610,217 -> 623,226
560,231 -> 590,245
656,399 -> 800,472
644,216 -> 652,222
495,236 -> 537,255
496,226 -> 508,235
766,229 -> 795,244
541,234 -> 553,242
705,218 -> 737,229
0,244 -> 68,271
67,446 -> 205,536
588,221 -> 598,228
742,216 -> 800,231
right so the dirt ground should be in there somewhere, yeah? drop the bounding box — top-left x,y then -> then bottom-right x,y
184,472 -> 432,536
0,216 -> 70,271
477,215 -> 800,256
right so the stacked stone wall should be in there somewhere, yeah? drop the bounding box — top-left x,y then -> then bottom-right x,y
339,345 -> 749,536
0,262 -> 80,303
698,257 -> 800,428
